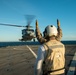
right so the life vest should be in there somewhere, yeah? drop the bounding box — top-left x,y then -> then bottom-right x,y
42,40 -> 65,75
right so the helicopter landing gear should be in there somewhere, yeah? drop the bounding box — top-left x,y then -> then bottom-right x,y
33,38 -> 35,42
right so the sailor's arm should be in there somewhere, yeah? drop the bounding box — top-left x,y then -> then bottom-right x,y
34,46 -> 45,75
56,19 -> 62,41
35,20 -> 47,44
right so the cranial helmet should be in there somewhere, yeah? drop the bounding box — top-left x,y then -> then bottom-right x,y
43,25 -> 58,37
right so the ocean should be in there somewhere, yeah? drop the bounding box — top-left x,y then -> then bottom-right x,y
0,41 -> 76,47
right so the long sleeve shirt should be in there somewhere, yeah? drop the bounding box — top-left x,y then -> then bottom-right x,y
34,46 -> 46,75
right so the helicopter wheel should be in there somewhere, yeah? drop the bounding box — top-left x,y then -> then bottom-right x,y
33,38 -> 35,42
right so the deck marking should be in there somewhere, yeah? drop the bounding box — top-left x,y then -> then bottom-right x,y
67,52 -> 76,75
26,45 -> 37,58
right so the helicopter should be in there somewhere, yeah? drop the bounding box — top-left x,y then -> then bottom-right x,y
0,15 -> 36,42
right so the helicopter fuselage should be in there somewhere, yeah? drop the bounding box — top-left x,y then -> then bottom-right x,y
0,15 -> 36,42
20,29 -> 35,41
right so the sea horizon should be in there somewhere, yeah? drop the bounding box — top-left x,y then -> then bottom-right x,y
0,40 -> 76,47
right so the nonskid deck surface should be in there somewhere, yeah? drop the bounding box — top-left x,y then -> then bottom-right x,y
0,45 -> 76,75
67,52 -> 76,75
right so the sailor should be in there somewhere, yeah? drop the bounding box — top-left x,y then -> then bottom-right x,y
35,19 -> 62,44
34,25 -> 65,75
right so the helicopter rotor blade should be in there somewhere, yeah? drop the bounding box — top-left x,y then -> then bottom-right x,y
0,23 -> 26,27
25,15 -> 35,26
0,15 -> 36,28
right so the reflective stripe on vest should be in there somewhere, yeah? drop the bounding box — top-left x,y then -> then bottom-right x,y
49,45 -> 63,49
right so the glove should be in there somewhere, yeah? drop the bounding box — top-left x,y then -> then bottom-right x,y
36,20 -> 38,28
57,19 -> 60,27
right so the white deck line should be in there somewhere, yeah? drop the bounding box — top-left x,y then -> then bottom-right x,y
67,52 -> 76,75
26,45 -> 37,58
26,45 -> 76,75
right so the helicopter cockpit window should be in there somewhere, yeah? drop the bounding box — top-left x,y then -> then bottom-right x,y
22,29 -> 26,34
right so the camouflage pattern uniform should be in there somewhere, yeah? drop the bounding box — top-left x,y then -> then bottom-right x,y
35,19 -> 62,44
43,40 -> 65,75
34,40 -> 65,75
35,20 -> 65,75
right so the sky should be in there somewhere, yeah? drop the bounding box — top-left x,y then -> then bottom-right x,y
0,0 -> 76,41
